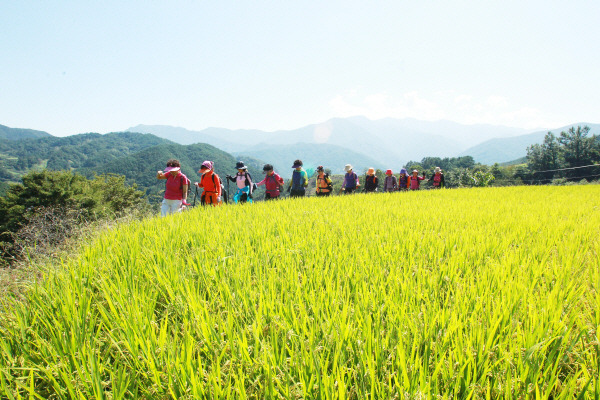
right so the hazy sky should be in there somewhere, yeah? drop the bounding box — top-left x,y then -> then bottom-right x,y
1,1 -> 598,136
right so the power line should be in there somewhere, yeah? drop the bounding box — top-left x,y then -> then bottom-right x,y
531,163 -> 600,174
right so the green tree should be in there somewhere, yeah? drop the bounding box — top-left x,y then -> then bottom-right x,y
559,126 -> 600,178
0,170 -> 148,258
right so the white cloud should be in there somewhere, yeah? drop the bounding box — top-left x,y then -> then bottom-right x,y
328,89 -> 568,130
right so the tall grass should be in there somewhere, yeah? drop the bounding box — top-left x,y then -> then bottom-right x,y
1,186 -> 599,399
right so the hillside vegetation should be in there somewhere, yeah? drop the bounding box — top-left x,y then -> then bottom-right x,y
0,125 -> 51,141
0,132 -> 264,201
1,186 -> 598,398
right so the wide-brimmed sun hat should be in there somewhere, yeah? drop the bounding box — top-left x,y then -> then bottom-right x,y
235,161 -> 247,170
344,164 -> 353,172
385,169 -> 393,175
367,167 -> 375,175
400,168 -> 408,175
435,167 -> 441,173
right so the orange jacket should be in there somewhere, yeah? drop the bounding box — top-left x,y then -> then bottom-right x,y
198,171 -> 222,196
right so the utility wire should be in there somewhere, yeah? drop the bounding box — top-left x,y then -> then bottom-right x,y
531,163 -> 600,174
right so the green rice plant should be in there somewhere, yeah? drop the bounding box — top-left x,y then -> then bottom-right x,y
1,186 -> 599,399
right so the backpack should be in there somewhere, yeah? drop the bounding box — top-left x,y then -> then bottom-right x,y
318,173 -> 333,192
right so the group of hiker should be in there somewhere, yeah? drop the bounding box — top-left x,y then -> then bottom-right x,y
157,158 -> 445,216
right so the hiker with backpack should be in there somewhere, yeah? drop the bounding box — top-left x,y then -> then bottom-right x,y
226,161 -> 254,204
429,167 -> 445,189
156,159 -> 190,216
398,168 -> 410,191
383,169 -> 397,192
256,164 -> 284,200
364,167 -> 378,193
315,165 -> 333,196
409,169 -> 426,190
287,159 -> 309,198
194,160 -> 222,206
341,164 -> 360,194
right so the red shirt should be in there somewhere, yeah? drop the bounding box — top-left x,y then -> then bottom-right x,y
164,173 -> 190,200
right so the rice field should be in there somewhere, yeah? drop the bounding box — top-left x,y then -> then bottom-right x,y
1,186 -> 599,399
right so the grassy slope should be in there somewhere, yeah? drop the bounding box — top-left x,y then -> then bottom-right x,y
1,186 -> 599,398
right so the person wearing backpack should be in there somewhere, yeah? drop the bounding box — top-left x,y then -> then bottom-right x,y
194,160 -> 222,206
287,159 -> 309,198
257,164 -> 284,200
315,165 -> 333,196
226,161 -> 254,204
383,169 -> 397,192
364,167 -> 378,193
342,164 -> 360,194
409,169 -> 426,190
398,168 -> 410,191
428,167 -> 445,189
156,159 -> 190,216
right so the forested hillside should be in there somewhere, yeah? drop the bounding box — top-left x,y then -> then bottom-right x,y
0,130 -> 265,201
0,124 -> 51,141
78,143 -> 264,203
0,132 -> 172,189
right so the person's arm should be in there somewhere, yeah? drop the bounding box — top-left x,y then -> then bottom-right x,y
277,174 -> 284,186
256,177 -> 267,186
157,171 -> 167,179
303,170 -> 308,187
356,174 -> 360,187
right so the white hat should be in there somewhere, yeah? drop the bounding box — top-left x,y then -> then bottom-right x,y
344,164 -> 353,172
435,167 -> 441,173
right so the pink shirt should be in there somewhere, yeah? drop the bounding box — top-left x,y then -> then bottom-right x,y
410,175 -> 424,190
164,173 -> 190,200
257,173 -> 284,194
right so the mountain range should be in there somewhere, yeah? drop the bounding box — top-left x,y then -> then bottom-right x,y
128,117 -> 533,169
459,123 -> 600,164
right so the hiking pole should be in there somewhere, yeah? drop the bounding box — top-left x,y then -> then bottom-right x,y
193,185 -> 198,207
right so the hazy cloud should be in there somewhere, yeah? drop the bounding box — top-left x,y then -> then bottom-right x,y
329,90 -> 567,130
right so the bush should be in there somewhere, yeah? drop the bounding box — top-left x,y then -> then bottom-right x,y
0,170 -> 150,265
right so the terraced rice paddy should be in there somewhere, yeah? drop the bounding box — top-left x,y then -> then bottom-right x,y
1,186 -> 599,399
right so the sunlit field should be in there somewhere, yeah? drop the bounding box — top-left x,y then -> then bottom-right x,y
1,186 -> 599,399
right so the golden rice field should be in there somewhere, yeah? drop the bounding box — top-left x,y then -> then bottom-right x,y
1,186 -> 599,399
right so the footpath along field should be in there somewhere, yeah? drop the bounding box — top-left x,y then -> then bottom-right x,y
1,186 -> 599,399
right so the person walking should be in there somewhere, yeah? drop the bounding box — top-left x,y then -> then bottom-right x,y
398,168 -> 410,191
429,167 -> 445,189
156,159 -> 190,216
342,164 -> 360,194
195,161 -> 222,206
364,167 -> 378,193
288,159 -> 309,198
315,165 -> 333,196
409,169 -> 426,190
256,164 -> 284,200
226,161 -> 254,204
383,169 -> 397,192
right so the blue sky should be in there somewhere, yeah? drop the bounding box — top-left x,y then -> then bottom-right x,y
1,0 -> 598,136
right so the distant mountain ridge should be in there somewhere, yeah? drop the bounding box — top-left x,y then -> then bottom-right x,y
128,117 -> 531,167
460,123 -> 600,164
0,124 -> 52,141
234,142 -> 386,177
